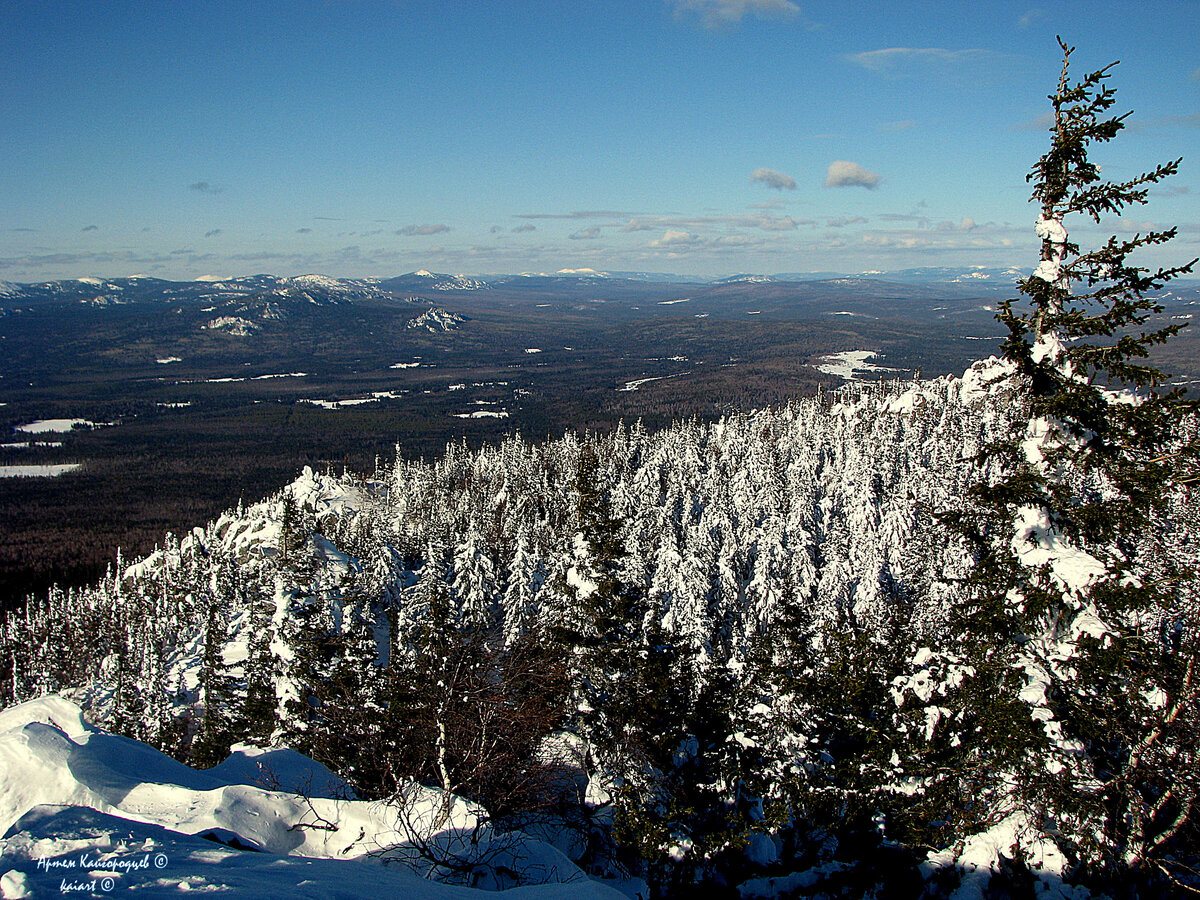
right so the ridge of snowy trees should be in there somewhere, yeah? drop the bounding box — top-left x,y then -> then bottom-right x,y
1,40 -> 1197,898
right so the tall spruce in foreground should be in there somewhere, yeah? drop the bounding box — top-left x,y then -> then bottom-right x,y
943,38 -> 1199,889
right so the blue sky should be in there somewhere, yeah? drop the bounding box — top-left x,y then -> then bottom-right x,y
1,0 -> 1197,281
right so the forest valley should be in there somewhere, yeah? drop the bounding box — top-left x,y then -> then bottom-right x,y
2,40 -> 1199,900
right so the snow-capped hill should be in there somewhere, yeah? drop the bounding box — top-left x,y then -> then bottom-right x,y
713,274 -> 774,285
0,281 -> 24,299
407,307 -> 467,332
555,268 -> 610,278
285,274 -> 349,291
404,271 -> 488,291
203,316 -> 259,336
279,275 -> 386,300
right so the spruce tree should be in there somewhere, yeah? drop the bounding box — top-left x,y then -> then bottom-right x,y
945,37 -> 1199,887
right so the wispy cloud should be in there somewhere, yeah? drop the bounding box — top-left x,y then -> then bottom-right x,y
878,120 -> 916,132
81,225 -> 98,232
824,160 -> 881,189
622,213 -> 804,233
827,216 -> 868,228
189,181 -> 224,195
204,229 -> 222,238
751,167 -> 797,190
1017,8 -> 1045,29
396,224 -> 451,236
512,223 -> 537,233
569,227 -> 603,240
845,47 -> 1000,75
296,227 -> 313,234
667,0 -> 801,29
514,210 -> 635,220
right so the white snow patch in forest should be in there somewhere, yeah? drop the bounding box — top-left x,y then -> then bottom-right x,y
15,419 -> 102,434
524,348 -> 542,354
619,375 -> 666,392
451,410 -> 509,419
0,464 -> 82,478
391,362 -> 421,368
299,398 -> 377,409
813,350 -> 896,381
156,356 -> 182,364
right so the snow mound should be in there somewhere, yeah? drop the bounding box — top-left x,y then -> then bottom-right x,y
0,696 -> 619,898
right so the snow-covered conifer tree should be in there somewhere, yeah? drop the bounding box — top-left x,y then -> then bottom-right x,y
938,38 -> 1199,888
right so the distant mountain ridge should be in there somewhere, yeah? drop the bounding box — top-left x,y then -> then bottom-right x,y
5,267 -> 1198,306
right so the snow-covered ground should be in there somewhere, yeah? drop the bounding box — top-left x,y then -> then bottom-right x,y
0,464 -> 81,479
0,696 -> 626,900
14,419 -> 101,435
812,350 -> 898,381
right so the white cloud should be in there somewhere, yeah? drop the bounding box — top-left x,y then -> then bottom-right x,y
824,160 -> 881,189
845,47 -> 998,74
650,229 -> 700,248
668,0 -> 800,28
569,226 -> 603,240
751,167 -> 797,190
827,216 -> 867,228
396,224 -> 451,236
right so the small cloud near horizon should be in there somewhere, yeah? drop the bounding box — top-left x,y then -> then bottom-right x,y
396,224 -> 451,236
81,225 -> 98,232
204,229 -> 222,238
825,160 -> 881,189
668,0 -> 801,29
515,210 -> 634,220
570,226 -> 603,240
189,182 -> 224,195
751,167 -> 797,190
